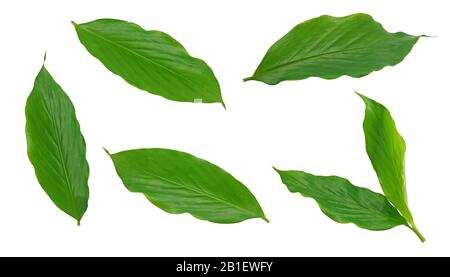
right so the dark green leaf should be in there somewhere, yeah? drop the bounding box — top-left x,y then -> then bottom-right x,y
105,148 -> 268,223
245,13 -> 423,85
73,19 -> 224,106
358,92 -> 425,241
25,66 -> 89,225
274,169 -> 406,230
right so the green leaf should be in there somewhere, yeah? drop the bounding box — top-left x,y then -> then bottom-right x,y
274,169 -> 406,231
72,19 -> 224,106
25,65 -> 89,225
105,148 -> 268,223
358,92 -> 425,242
245,13 -> 423,85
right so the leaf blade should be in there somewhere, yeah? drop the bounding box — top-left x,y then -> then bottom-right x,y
25,66 -> 89,224
73,19 -> 223,105
106,148 -> 267,223
274,168 -> 406,231
357,92 -> 424,241
246,13 -> 422,85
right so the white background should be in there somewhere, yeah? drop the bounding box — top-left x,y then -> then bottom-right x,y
0,0 -> 448,257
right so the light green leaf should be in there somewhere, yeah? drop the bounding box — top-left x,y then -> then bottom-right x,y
358,92 -> 425,242
25,65 -> 89,225
245,13 -> 423,85
274,169 -> 406,230
73,19 -> 224,106
105,148 -> 268,223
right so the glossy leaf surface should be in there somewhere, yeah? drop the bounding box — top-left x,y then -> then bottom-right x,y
274,169 -> 406,230
245,13 -> 422,85
73,19 -> 223,105
358,92 -> 424,241
26,66 -> 89,224
106,148 -> 268,223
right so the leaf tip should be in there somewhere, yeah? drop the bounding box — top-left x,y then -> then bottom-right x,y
102,147 -> 111,156
420,34 -> 435,39
353,89 -> 363,98
354,90 -> 371,105
272,166 -> 282,174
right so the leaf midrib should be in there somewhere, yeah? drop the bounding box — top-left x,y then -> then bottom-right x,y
368,109 -> 411,221
256,45 -> 378,76
294,176 -> 403,223
344,187 -> 404,223
40,92 -> 79,219
135,171 -> 262,219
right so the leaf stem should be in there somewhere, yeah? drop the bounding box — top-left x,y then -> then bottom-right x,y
408,223 -> 425,242
243,77 -> 254,82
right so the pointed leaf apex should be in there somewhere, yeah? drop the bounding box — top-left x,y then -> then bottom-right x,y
72,19 -> 222,105
102,147 -> 111,156
354,90 -> 364,98
272,166 -> 282,173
